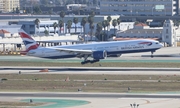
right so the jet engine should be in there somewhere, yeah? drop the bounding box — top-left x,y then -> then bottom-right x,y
92,50 -> 107,60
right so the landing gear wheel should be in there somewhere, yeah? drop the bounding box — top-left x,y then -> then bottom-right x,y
90,61 -> 95,64
81,62 -> 85,65
81,60 -> 91,65
151,55 -> 154,58
90,59 -> 100,64
151,51 -> 154,58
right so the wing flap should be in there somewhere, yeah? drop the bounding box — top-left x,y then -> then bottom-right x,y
49,47 -> 93,54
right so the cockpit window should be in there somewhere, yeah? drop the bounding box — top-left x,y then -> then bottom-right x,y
156,42 -> 159,44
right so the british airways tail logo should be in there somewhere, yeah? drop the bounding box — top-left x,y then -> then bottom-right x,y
19,32 -> 33,40
26,44 -> 39,52
19,32 -> 39,51
138,42 -> 152,46
23,40 -> 34,46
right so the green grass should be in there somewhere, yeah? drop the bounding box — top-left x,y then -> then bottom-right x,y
0,101 -> 44,108
0,61 -> 180,67
0,74 -> 180,93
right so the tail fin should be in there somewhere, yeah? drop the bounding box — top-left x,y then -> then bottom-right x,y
19,30 -> 39,52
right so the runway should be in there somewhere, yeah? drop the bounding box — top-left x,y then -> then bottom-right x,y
1,92 -> 180,98
1,66 -> 180,75
1,66 -> 180,71
0,92 -> 180,108
1,55 -> 180,62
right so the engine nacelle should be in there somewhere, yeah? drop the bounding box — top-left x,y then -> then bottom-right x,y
92,50 -> 107,60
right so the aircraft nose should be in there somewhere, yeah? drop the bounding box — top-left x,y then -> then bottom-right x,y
159,43 -> 164,47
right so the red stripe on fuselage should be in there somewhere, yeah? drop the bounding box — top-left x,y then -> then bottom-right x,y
138,42 -> 152,44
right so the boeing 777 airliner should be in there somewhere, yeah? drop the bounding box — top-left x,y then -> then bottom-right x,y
19,31 -> 163,64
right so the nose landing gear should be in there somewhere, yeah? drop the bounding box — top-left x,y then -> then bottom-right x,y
151,51 -> 154,58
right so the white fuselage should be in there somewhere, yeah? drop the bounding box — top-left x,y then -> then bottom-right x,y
27,39 -> 163,59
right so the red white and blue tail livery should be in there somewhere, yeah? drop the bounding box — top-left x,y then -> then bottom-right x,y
19,30 -> 163,64
19,31 -> 39,52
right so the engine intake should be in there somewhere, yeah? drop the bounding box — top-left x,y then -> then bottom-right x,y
92,50 -> 107,60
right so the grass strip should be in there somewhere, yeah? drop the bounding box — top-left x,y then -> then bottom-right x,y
0,61 -> 180,67
0,101 -> 44,108
0,74 -> 180,93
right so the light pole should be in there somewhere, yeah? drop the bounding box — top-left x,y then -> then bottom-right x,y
130,103 -> 139,108
136,11 -> 138,16
152,7 -> 154,16
130,4 -> 133,16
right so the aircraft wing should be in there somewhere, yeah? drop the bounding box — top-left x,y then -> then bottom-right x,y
37,40 -> 79,43
49,47 -> 93,54
0,42 -> 22,44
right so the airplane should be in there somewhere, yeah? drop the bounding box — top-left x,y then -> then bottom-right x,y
19,31 -> 163,64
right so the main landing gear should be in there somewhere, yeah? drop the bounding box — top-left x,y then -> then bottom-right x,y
81,55 -> 100,65
81,59 -> 100,65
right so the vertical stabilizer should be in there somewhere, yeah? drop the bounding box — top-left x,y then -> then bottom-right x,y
19,30 -> 39,52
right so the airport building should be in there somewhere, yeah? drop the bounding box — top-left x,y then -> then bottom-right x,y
99,0 -> 179,16
0,29 -> 11,38
19,19 -> 83,36
0,0 -> 20,13
16,15 -> 120,36
116,19 -> 179,47
0,0 -> 3,12
162,20 -> 177,47
116,23 -> 162,39
0,25 -> 21,37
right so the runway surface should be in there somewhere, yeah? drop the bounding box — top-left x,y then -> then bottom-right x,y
1,55 -> 180,62
1,66 -> 180,71
0,92 -> 180,108
1,92 -> 180,98
1,66 -> 180,75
